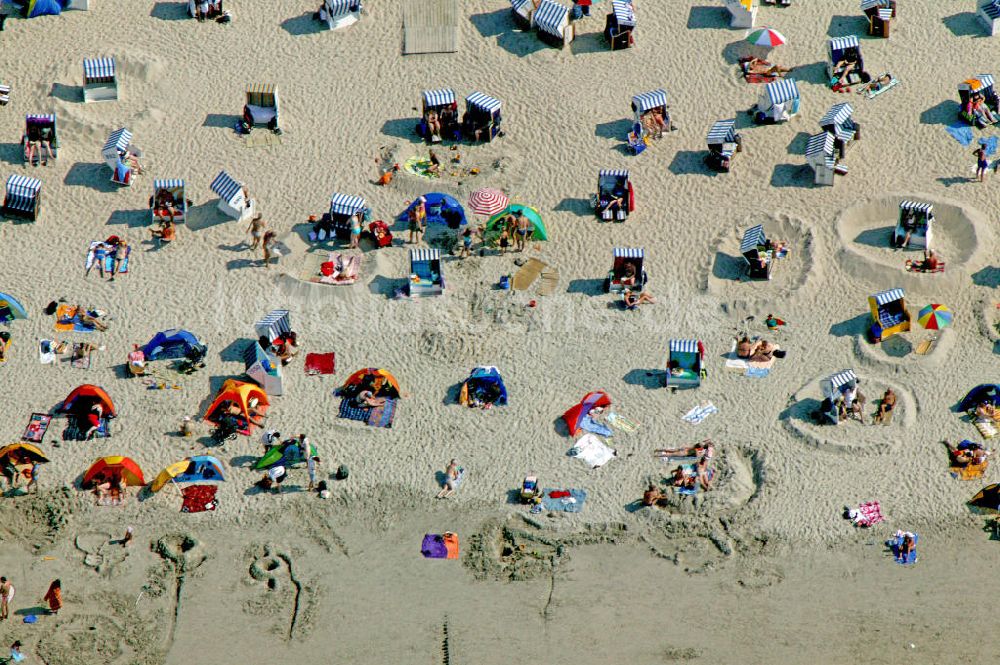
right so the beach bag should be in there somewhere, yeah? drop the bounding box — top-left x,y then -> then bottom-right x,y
336,464 -> 349,480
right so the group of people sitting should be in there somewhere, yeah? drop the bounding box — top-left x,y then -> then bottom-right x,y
193,0 -> 224,21
735,336 -> 783,362
816,385 -> 896,426
88,473 -> 129,505
944,439 -> 990,468
24,124 -> 54,166
964,91 -> 997,125
639,108 -> 669,140
642,440 -> 716,505
61,305 -> 109,332
424,105 -> 458,143
262,331 -> 299,366
971,399 -> 998,424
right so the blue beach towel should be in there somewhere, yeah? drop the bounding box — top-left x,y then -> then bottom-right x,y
367,398 -> 397,428
103,245 -> 130,274
681,402 -> 718,425
889,533 -> 918,565
745,367 -> 770,378
338,398 -> 371,423
945,124 -> 974,146
540,488 -> 587,513
980,136 -> 999,156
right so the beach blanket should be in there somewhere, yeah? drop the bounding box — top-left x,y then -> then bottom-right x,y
973,418 -> 997,439
38,339 -> 55,364
181,485 -> 218,513
607,412 -> 640,433
403,156 -> 440,179
22,413 -> 52,443
579,415 -> 613,437
63,417 -> 110,441
540,488 -> 587,513
338,398 -> 371,423
682,402 -> 718,425
675,466 -> 714,495
852,501 -> 884,527
568,433 -> 616,469
537,266 -> 560,296
368,398 -> 397,428
421,533 -> 459,559
512,259 -> 547,292
889,532 -> 918,565
54,304 -> 101,333
981,136 -> 1000,157
70,343 -> 91,370
304,352 -> 336,375
945,123 -> 974,146
745,366 -> 770,378
951,460 -> 988,481
86,242 -> 130,275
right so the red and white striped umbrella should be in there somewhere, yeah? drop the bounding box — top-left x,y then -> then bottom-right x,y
468,188 -> 509,216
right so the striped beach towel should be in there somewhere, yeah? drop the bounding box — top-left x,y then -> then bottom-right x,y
681,402 -> 718,425
607,412 -> 640,433
338,398 -> 371,423
368,398 -> 397,428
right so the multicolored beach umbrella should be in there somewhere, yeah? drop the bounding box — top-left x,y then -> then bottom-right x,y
917,304 -> 953,330
745,27 -> 787,49
468,188 -> 509,217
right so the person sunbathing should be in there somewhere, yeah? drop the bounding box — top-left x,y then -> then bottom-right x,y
971,95 -> 998,124
974,401 -> 996,422
874,388 -> 896,423
916,249 -> 939,272
654,440 -> 714,459
743,57 -> 791,77
857,73 -> 893,95
944,440 -> 988,467
623,289 -> 655,308
736,336 -> 777,361
70,306 -> 108,332
356,389 -> 386,408
670,465 -> 694,489
642,483 -> 666,507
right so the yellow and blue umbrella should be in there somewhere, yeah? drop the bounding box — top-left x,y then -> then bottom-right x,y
917,304 -> 953,330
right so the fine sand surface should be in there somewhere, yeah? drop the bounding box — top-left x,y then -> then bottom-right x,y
1,1 -> 1000,664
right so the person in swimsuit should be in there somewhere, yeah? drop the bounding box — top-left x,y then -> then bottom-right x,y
460,227 -> 473,258
642,483 -> 665,506
623,289 -> 656,307
974,145 -> 989,182
247,214 -> 266,251
154,189 -> 178,224
514,213 -> 530,251
436,459 -> 462,499
110,240 -> 128,282
408,198 -> 426,244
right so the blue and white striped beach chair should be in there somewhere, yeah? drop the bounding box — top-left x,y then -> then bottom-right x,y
320,0 -> 362,30
464,92 -> 502,142
604,1 -> 635,50
243,84 -> 280,134
3,174 -> 42,222
806,132 -> 837,186
22,114 -> 57,165
532,0 -> 573,47
980,0 -> 1000,36
151,179 -> 187,224
596,170 -> 632,220
210,170 -> 253,221
83,57 -> 118,103
666,339 -> 704,391
706,119 -> 738,172
409,248 -> 444,297
102,128 -> 137,186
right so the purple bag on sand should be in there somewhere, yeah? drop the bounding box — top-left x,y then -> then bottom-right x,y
421,534 -> 448,558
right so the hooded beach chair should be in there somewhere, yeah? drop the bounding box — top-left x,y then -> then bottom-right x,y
82,57 -> 118,102
595,170 -> 634,220
150,179 -> 187,224
243,84 -> 281,134
464,92 -> 502,142
827,36 -> 867,88
958,75 -> 998,127
629,89 -> 669,153
21,114 -> 58,165
322,193 -> 367,241
604,1 -> 635,50
819,103 -> 859,158
532,0 -> 573,48
806,132 -> 840,186
861,0 -> 894,38
666,339 -> 704,391
723,0 -> 756,28
244,341 -> 283,396
102,128 -> 137,186
510,0 -> 533,28
418,88 -> 459,142
2,174 -> 41,222
255,310 -> 292,345
820,369 -> 858,403
320,0 -> 362,29
706,119 -> 740,172
980,0 -> 1000,35
740,224 -> 774,279
409,248 -> 444,297
894,201 -> 933,249
605,247 -> 646,293
210,170 -> 254,221
0,83 -> 9,106
868,288 -> 910,342
753,79 -> 800,124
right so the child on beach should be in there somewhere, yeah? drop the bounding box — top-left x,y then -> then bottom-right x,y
460,227 -> 473,258
499,231 -> 510,255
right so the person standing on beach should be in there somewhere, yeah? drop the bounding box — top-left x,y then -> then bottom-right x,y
0,577 -> 14,621
261,230 -> 278,268
307,455 -> 321,491
247,215 -> 266,251
43,579 -> 62,615
974,145 -> 989,183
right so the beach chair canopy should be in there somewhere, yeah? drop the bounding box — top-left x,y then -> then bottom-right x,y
820,369 -> 858,399
599,169 -> 629,193
83,456 -> 145,487
868,288 -> 908,328
806,132 -> 835,168
246,83 -> 277,106
255,310 -> 291,343
329,193 -> 366,217
204,379 -> 269,422
667,339 -> 704,374
706,119 -> 737,146
900,200 -> 932,217
61,384 -> 116,418
210,171 -> 245,207
324,0 -> 360,17
819,102 -> 853,128
83,57 -> 115,82
829,35 -> 861,62
984,0 -> 1000,19
612,0 -> 636,27
563,391 -> 612,436
740,225 -> 768,261
860,0 -> 892,10
153,179 -> 184,200
632,89 -> 667,114
960,384 -> 1000,412
244,341 -> 278,373
485,204 -> 548,241
460,366 -> 508,407
0,442 -> 48,466
142,329 -> 205,361
764,79 -> 799,106
5,174 -> 42,200
422,88 -> 456,109
340,368 -> 401,399
410,248 -> 441,265
400,193 -> 467,227
103,128 -> 132,159
151,455 -> 225,492
872,287 -> 905,307
465,92 -> 502,115
669,339 -> 701,354
25,114 -> 55,132
534,0 -> 569,36
511,0 -> 531,12
0,292 -> 28,323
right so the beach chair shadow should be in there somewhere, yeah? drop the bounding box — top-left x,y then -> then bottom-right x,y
624,499 -> 646,514
687,6 -> 727,30
669,151 -> 712,176
106,209 -> 149,228
826,15 -> 865,38
469,8 -> 508,37
49,82 -> 78,103
14,606 -> 48,617
770,163 -> 810,188
554,197 -> 593,217
280,12 -> 324,36
787,132 -> 812,156
566,278 -> 605,296
853,226 -> 893,248
505,489 -> 522,505
496,31 -> 547,57
368,274 -> 403,298
0,143 -> 23,166
778,397 -> 822,425
202,113 -> 235,129
829,312 -> 869,337
943,12 -> 983,37
790,61 -> 829,86
920,100 -> 959,126
229,455 -> 257,469
150,2 -> 188,20
570,32 -> 607,56
712,251 -> 745,281
220,338 -> 253,362
64,162 -> 118,193
972,266 -> 1000,288
623,368 -> 663,390
186,201 -> 228,232
380,118 -> 422,143
595,119 -> 631,141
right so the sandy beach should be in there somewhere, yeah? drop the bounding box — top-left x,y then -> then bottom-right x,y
1,1 -> 1000,663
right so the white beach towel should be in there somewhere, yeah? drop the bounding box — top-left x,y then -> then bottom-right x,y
567,433 -> 616,469
725,340 -> 749,371
682,402 -> 718,425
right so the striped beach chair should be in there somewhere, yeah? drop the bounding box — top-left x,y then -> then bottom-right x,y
596,170 -> 633,220
510,0 -> 533,29
3,175 -> 42,222
666,339 -> 704,391
464,92 -> 502,142
409,248 -> 444,297
819,103 -> 859,158
255,310 -> 292,344
724,0 -> 756,28
102,128 -> 136,186
895,201 -> 933,249
806,132 -> 837,186
532,0 -> 573,47
958,74 -> 998,127
706,119 -> 739,172
243,84 -> 281,134
605,247 -> 646,292
753,79 -> 799,124
151,179 -> 187,224
740,224 -> 773,279
22,114 -> 58,165
861,0 -> 894,37
187,0 -> 224,19
0,83 -> 10,106
981,0 -> 1000,36
321,0 -> 362,30
820,369 -> 858,401
604,1 -> 635,50
83,57 -> 118,103
210,170 -> 254,221
630,89 -> 670,152
327,193 -> 367,241
868,288 -> 910,341
827,36 -> 865,86
419,88 -> 459,142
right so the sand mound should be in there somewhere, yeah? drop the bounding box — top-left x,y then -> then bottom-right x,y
852,326 -> 956,368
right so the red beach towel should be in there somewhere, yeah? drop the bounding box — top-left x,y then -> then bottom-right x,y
305,352 -> 335,375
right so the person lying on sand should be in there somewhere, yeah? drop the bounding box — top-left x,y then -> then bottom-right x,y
944,440 -> 989,467
742,57 -> 792,76
356,390 -> 386,408
623,289 -> 655,307
654,440 -> 714,460
736,336 -> 779,361
873,388 -> 896,423
857,73 -> 893,95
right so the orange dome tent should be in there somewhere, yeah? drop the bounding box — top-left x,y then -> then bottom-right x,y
339,368 -> 401,399
60,384 -> 116,417
203,379 -> 270,422
83,456 -> 145,487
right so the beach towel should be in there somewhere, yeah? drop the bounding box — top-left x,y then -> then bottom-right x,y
181,485 -> 218,513
606,412 -> 640,433
974,419 -> 997,439
540,488 -> 587,513
22,413 -> 52,443
682,402 -> 718,425
915,339 -> 935,355
54,304 -> 101,333
403,156 -> 440,179
852,501 -> 884,527
675,467 -> 714,495
865,76 -> 899,99
889,532 -> 918,565
745,366 -> 770,378
981,136 -> 1000,157
367,398 -> 397,428
945,123 -> 974,146
304,352 -> 336,375
70,343 -> 91,370
579,415 -> 613,437
38,339 -> 55,364
568,433 -> 616,469
63,417 -> 110,441
537,267 -> 560,296
421,533 -> 459,559
951,460 -> 988,480
338,398 -> 371,423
